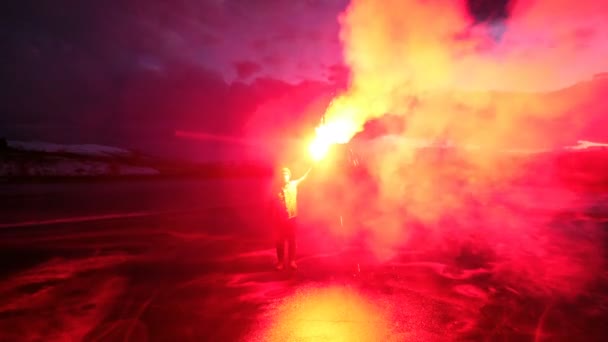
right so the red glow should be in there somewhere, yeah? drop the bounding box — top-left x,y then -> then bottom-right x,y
175,130 -> 257,146
250,285 -> 394,341
288,0 -> 608,295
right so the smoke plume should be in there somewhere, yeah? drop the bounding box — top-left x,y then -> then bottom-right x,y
309,0 -> 608,297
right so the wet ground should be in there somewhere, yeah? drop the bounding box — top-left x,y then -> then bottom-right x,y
0,179 -> 607,341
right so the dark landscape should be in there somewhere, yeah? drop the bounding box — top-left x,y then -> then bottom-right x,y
1,146 -> 608,341
3,0 -> 608,340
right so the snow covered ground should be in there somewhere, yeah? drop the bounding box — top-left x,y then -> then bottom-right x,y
0,160 -> 159,177
7,140 -> 133,158
1,141 -> 159,177
564,140 -> 608,151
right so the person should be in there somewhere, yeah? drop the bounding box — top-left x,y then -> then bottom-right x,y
271,166 -> 311,270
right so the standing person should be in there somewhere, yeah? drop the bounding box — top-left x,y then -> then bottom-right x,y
271,166 -> 311,270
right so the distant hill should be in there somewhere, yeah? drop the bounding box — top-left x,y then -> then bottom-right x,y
0,140 -> 271,181
7,140 -> 134,158
0,141 -> 159,179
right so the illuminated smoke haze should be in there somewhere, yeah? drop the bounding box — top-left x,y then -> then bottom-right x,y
301,0 -> 608,297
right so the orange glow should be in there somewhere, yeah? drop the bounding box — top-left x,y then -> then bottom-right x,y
254,286 -> 395,341
308,117 -> 358,161
308,137 -> 330,162
318,0 -> 608,153
298,0 -> 607,262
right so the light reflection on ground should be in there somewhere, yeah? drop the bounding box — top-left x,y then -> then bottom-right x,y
250,285 -> 395,342
0,180 -> 607,341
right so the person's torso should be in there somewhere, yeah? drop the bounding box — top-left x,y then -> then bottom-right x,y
278,181 -> 298,219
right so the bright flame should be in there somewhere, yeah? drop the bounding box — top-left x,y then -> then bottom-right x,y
309,137 -> 330,161
308,117 -> 358,161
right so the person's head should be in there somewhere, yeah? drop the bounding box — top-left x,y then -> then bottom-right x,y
281,167 -> 291,184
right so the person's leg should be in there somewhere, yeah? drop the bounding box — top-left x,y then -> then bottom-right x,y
287,218 -> 297,269
275,220 -> 286,269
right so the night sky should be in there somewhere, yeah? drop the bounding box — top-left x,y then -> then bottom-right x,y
1,0 -> 606,161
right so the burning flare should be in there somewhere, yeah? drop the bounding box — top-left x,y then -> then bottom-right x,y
308,115 -> 357,161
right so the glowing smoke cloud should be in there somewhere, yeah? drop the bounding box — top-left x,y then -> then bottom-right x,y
309,0 -> 608,296
325,0 -> 608,144
317,0 -> 608,223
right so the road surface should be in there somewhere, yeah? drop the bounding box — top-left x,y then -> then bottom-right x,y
0,179 -> 607,341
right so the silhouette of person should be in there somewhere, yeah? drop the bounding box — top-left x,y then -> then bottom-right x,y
271,166 -> 311,270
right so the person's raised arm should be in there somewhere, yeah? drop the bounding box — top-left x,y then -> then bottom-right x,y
294,166 -> 312,185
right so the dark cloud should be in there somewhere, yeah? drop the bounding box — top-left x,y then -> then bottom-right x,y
261,54 -> 285,66
1,0 -> 342,160
0,0 -> 332,160
1,51 -> 339,160
297,61 -> 313,71
200,32 -> 223,46
3,0 -> 607,161
326,63 -> 350,88
466,0 -> 514,24
234,61 -> 263,79
304,30 -> 325,41
269,28 -> 300,42
250,39 -> 269,51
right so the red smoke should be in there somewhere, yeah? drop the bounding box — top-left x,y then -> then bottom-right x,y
299,0 -> 608,298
